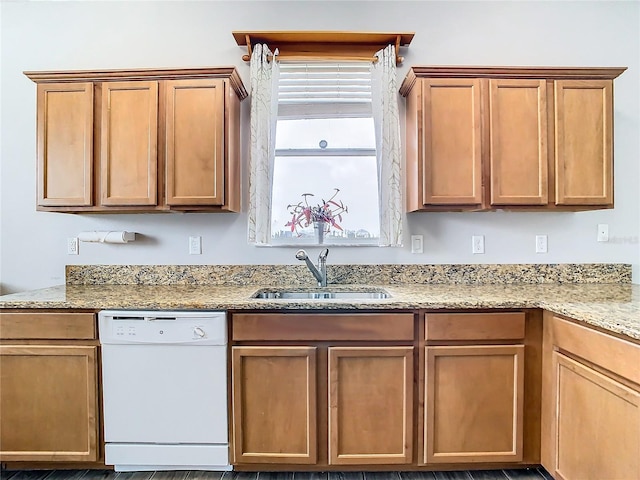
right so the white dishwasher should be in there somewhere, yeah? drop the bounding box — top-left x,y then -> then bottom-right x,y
98,310 -> 230,472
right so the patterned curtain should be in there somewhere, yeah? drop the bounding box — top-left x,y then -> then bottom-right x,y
247,44 -> 279,245
371,45 -> 403,247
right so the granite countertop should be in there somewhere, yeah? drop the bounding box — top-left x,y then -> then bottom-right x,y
1,282 -> 639,342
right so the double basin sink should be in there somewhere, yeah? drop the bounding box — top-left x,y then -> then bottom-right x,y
252,289 -> 391,300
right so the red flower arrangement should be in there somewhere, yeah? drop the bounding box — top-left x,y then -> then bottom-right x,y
285,188 -> 348,236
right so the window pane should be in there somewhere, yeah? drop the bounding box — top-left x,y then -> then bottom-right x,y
271,155 -> 380,245
275,118 -> 376,150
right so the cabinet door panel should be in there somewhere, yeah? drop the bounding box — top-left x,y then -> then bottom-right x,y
232,346 -> 317,464
165,79 -> 225,206
489,79 -> 548,205
37,83 -> 93,207
0,345 -> 99,461
328,347 -> 413,465
425,345 -> 524,464
555,80 -> 613,205
553,352 -> 640,480
422,79 -> 482,205
100,81 -> 158,206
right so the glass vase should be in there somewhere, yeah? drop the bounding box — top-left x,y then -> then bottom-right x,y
313,220 -> 328,244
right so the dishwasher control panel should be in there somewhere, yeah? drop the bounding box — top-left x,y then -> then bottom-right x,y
98,310 -> 227,345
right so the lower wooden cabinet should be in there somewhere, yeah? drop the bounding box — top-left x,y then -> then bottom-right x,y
424,345 -> 525,464
553,352 -> 639,480
231,346 -> 318,464
232,344 -> 414,467
542,313 -> 640,480
230,312 -> 416,468
0,310 -> 100,462
328,347 -> 413,465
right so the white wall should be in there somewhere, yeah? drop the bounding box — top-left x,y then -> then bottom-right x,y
1,0 -> 639,293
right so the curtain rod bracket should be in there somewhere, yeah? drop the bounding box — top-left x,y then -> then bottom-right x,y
242,34 -> 252,61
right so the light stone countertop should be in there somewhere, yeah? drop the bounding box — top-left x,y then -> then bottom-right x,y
1,282 -> 638,342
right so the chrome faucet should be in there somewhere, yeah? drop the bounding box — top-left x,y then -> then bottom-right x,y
295,248 -> 329,287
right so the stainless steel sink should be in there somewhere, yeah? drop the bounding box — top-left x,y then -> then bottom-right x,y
252,289 -> 391,300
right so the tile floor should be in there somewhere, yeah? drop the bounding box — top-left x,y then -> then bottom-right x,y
1,469 -> 554,480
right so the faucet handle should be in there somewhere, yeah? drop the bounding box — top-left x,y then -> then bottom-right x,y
318,248 -> 329,261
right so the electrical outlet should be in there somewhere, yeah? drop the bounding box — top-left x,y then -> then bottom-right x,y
67,237 -> 79,255
189,236 -> 202,255
472,235 -> 484,254
535,235 -> 548,253
410,235 -> 424,254
597,224 -> 609,242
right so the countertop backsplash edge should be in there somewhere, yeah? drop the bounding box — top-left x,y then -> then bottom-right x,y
65,263 -> 632,286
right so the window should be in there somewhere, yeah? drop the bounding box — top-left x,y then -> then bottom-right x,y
245,38 -> 405,247
269,62 -> 380,246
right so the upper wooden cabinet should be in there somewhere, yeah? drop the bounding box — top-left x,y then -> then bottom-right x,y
100,81 -> 159,207
418,78 -> 483,206
554,80 -> 614,206
25,67 -> 247,213
400,66 -> 625,212
36,83 -> 94,207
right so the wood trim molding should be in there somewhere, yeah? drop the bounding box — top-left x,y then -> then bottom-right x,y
400,66 -> 626,96
24,67 -> 248,100
232,31 -> 414,65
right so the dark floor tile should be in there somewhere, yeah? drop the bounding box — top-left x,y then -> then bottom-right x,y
534,469 -> 553,480
293,473 -> 328,480
365,474 -> 401,480
150,472 -> 189,480
230,474 -> 257,480
433,473 -> 473,480
503,470 -> 544,480
468,472 -> 508,480
328,474 -> 364,480
81,471 -> 120,480
0,472 -> 16,480
44,472 -> 89,480
114,473 -> 154,480
3,472 -> 51,480
185,472 -> 225,480
258,474 -> 294,480
399,472 -> 436,480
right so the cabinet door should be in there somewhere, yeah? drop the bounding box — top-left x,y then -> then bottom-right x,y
554,80 -> 613,206
232,346 -> 317,464
100,81 -> 158,206
328,346 -> 413,465
489,79 -> 548,205
553,352 -> 639,480
425,345 -> 524,464
165,79 -> 225,206
421,78 -> 483,206
0,345 -> 99,461
37,83 -> 93,207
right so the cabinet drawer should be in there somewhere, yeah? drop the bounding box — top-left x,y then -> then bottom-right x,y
552,315 -> 640,385
232,313 -> 414,341
425,312 -> 525,341
0,312 -> 96,340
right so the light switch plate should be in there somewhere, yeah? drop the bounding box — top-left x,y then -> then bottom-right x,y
411,235 -> 424,254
